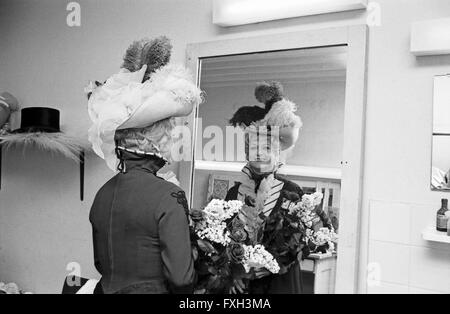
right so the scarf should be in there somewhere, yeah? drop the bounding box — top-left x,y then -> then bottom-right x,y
237,164 -> 284,217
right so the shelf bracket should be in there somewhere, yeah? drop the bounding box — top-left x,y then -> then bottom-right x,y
80,150 -> 84,201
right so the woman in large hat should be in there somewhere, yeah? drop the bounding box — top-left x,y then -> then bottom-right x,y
87,37 -> 202,294
225,82 -> 331,294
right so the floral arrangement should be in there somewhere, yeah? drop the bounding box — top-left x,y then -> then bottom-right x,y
190,199 -> 279,293
305,227 -> 338,253
283,192 -> 338,254
242,245 -> 280,274
190,191 -> 335,294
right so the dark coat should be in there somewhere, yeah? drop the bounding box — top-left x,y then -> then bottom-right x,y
89,158 -> 195,294
225,174 -> 304,294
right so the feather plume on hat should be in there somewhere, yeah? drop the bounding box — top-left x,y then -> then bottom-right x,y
122,36 -> 173,82
230,81 -> 302,151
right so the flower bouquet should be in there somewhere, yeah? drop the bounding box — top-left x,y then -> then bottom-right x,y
190,199 -> 280,294
190,190 -> 334,294
283,192 -> 338,255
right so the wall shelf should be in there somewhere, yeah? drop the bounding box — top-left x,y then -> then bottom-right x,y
422,227 -> 450,244
411,18 -> 450,56
194,160 -> 342,180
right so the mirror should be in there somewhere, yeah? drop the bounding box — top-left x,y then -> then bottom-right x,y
191,46 -> 348,294
431,75 -> 450,191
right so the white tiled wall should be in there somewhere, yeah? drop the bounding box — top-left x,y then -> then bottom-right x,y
367,200 -> 450,294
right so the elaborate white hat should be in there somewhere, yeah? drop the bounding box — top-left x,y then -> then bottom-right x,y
87,37 -> 202,171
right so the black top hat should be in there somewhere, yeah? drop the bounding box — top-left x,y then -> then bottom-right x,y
14,107 -> 60,133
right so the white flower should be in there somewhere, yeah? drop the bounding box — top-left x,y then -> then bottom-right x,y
226,200 -> 244,218
194,199 -> 243,246
196,221 -> 231,246
242,245 -> 280,274
288,192 -> 324,228
306,227 -> 338,252
203,199 -> 242,222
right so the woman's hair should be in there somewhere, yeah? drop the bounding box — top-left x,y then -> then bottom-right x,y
114,117 -> 177,162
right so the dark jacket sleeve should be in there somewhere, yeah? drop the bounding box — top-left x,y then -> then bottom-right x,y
277,175 -> 304,199
92,229 -> 102,274
156,188 -> 195,294
89,196 -> 103,275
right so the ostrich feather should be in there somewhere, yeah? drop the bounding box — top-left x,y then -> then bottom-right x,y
254,81 -> 284,106
121,36 -> 172,82
0,132 -> 86,161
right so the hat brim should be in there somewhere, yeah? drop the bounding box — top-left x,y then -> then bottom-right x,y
117,98 -> 193,130
279,126 -> 300,151
12,126 -> 60,134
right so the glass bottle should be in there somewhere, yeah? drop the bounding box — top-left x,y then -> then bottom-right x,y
436,199 -> 449,232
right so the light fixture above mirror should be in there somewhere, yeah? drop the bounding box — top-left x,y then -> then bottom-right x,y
213,0 -> 368,27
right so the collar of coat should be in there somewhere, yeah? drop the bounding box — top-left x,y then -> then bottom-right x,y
237,164 -> 284,217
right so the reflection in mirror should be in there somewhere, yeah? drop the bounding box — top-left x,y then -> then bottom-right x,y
432,75 -> 450,191
192,46 -> 347,294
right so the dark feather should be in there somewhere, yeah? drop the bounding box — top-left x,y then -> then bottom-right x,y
122,39 -> 145,73
141,36 -> 172,81
254,81 -> 284,110
229,106 -> 267,127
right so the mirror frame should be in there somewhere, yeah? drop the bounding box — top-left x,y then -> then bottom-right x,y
180,25 -> 368,294
431,74 -> 450,192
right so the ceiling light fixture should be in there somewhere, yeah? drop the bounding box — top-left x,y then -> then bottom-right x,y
213,0 -> 368,27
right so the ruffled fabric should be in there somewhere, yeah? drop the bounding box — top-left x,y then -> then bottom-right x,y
88,64 -> 202,171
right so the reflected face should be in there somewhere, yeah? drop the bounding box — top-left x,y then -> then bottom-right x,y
246,137 -> 279,174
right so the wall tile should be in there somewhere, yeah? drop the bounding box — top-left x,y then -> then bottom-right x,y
367,281 -> 409,294
369,201 -> 411,245
409,246 -> 450,293
368,240 -> 410,285
409,286 -> 443,294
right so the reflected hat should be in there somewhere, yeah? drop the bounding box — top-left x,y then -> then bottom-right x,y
230,81 -> 302,151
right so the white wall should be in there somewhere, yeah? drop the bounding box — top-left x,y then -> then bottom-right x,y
1,0 -> 450,293
360,0 -> 450,294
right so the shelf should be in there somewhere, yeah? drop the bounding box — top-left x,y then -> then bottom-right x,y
194,160 -> 342,180
422,227 -> 450,244
411,18 -> 450,56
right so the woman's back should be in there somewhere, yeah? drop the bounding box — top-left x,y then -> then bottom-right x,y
90,161 -> 194,294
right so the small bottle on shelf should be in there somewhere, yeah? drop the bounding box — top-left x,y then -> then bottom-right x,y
436,199 -> 449,232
